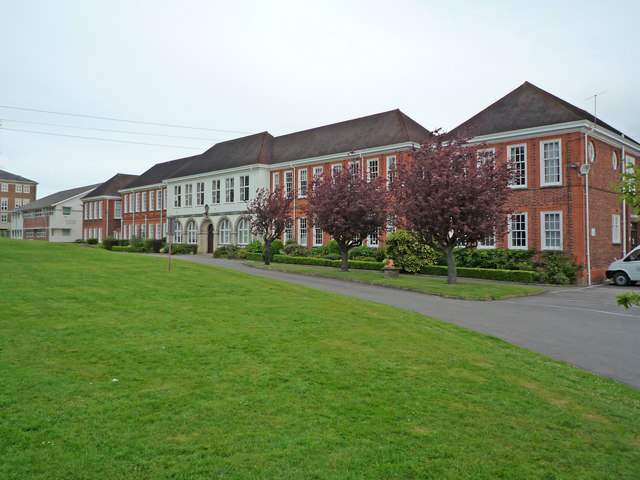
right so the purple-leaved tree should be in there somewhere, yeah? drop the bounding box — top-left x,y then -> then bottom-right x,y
306,166 -> 388,272
390,133 -> 512,284
245,187 -> 293,265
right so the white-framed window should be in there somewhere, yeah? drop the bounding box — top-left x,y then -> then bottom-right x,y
129,194 -> 134,213
2,199 -> 9,210
285,171 -> 293,196
163,221 -> 168,238
23,185 -> 30,193
298,169 -> 307,198
149,191 -> 154,212
123,195 -> 128,214
0,183 -> 7,192
508,213 -> 528,249
348,160 -> 360,178
156,189 -> 162,210
313,223 -> 323,247
196,182 -> 205,206
298,217 -> 307,246
238,218 -> 250,245
367,229 -> 379,247
84,203 -> 89,220
114,201 -> 122,219
272,172 -> 280,192
156,223 -> 162,239
477,231 -> 496,249
240,175 -> 250,201
141,192 -> 147,211
541,211 -> 562,250
22,199 -> 29,206
386,223 -> 396,236
225,178 -> 234,203
62,229 -> 70,237
331,163 -> 342,177
219,218 -> 231,245
186,220 -> 197,244
90,202 -> 94,220
284,220 -> 293,242
612,214 -> 621,244
367,158 -> 379,181
14,199 -> 21,208
212,180 -> 221,204
476,148 -> 495,167
508,144 -> 527,188
313,166 -> 323,181
15,184 -> 22,193
148,224 -> 154,239
184,184 -> 193,207
98,202 -> 103,220
540,139 -> 562,186
135,193 -> 140,212
1,213 -> 7,223
174,185 -> 182,207
173,220 -> 182,243
163,189 -> 167,210
386,155 -> 397,185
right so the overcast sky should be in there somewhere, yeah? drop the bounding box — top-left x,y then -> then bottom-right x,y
1,0 -> 638,198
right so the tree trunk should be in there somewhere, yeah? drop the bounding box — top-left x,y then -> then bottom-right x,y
445,246 -> 457,284
264,238 -> 271,265
340,244 -> 349,272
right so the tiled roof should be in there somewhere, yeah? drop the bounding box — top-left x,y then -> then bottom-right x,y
0,169 -> 37,183
12,184 -> 100,212
83,173 -> 139,199
122,155 -> 199,190
449,81 -> 639,146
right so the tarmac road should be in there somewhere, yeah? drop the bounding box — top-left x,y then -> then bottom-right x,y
160,255 -> 640,390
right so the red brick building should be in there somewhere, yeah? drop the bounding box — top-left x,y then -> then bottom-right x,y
450,82 -> 640,283
82,173 -> 138,241
0,169 -> 37,237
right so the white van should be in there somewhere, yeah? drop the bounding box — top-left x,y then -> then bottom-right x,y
606,245 -> 640,286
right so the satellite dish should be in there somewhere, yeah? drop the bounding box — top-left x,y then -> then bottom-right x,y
580,164 -> 591,174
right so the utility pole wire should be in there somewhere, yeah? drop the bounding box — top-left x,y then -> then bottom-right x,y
0,105 -> 251,134
1,127 -> 204,150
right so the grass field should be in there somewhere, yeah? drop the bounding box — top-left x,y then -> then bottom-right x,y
1,238 -> 639,479
244,261 -> 544,300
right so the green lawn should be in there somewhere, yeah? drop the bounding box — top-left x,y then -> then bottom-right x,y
245,260 -> 543,300
1,238 -> 639,479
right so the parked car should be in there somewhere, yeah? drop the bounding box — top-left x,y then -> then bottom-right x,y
606,245 -> 640,286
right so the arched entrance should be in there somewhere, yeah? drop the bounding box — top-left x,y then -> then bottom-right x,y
207,224 -> 214,253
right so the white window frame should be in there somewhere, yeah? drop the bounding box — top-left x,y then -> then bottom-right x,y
331,163 -> 342,177
114,201 -> 122,220
284,171 -> 293,196
163,189 -> 167,210
141,192 -> 147,212
196,182 -> 205,206
184,184 -> 193,207
367,229 -> 379,247
15,184 -> 22,193
313,224 -> 323,247
0,183 -> 7,192
298,169 -> 307,198
219,219 -> 231,245
239,176 -> 250,202
98,202 -> 103,220
174,185 -> 182,208
284,220 -> 293,243
540,139 -> 562,187
149,191 -> 154,211
225,178 -> 234,203
508,212 -> 528,250
156,189 -> 162,210
508,144 -> 527,188
272,172 -> 280,192
148,224 -> 154,239
135,193 -> 140,212
476,148 -> 495,167
238,218 -> 250,245
298,217 -> 307,246
156,223 -> 161,239
313,166 -> 323,181
386,155 -> 397,185
23,185 -> 30,193
348,160 -> 360,178
540,211 -> 563,251
477,230 -> 496,249
212,180 -> 221,204
129,193 -> 134,213
612,214 -> 621,245
84,203 -> 89,220
367,158 -> 379,181
186,220 -> 198,244
173,221 -> 182,243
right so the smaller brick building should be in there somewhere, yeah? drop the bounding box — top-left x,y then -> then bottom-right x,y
81,173 -> 138,242
0,169 -> 37,237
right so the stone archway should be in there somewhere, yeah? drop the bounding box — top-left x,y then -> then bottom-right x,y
199,218 -> 214,254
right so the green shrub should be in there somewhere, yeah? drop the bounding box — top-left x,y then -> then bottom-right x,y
151,239 -> 164,253
129,236 -> 145,248
272,254 -> 384,271
535,251 -> 580,285
86,238 -> 98,245
142,238 -> 154,253
171,243 -> 196,255
441,248 -> 537,271
285,239 -> 297,246
373,247 -> 387,262
348,245 -> 375,259
420,265 -> 537,283
283,244 -> 310,257
74,239 -> 85,244
385,230 -> 437,273
326,239 -> 341,255
102,237 -> 117,251
323,253 -> 341,261
246,240 -> 264,253
245,252 -> 264,261
269,239 -> 284,259
236,249 -> 248,259
213,245 -> 238,259
111,245 -> 144,253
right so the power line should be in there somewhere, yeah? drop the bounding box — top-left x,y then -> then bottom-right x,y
1,127 -> 204,150
0,105 -> 251,134
0,118 -> 220,141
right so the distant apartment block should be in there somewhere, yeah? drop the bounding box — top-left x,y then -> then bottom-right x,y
0,169 -> 37,236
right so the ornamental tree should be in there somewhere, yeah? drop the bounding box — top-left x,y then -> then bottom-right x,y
390,133 -> 512,284
306,166 -> 389,271
245,187 -> 293,265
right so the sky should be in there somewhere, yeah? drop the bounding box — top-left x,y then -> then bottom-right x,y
1,0 -> 639,198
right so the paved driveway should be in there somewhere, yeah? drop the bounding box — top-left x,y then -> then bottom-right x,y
161,255 -> 640,390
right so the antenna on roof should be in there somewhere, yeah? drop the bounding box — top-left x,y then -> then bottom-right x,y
585,91 -> 606,128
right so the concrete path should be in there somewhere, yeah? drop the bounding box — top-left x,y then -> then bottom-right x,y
159,255 -> 640,390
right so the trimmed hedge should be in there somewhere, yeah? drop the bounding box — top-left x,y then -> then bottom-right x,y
420,265 -> 537,283
272,254 -> 384,271
111,245 -> 145,253
245,252 -> 265,261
